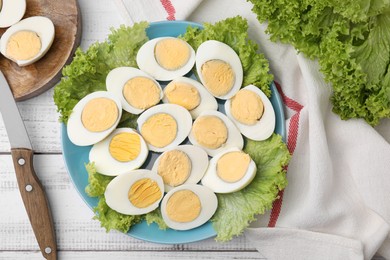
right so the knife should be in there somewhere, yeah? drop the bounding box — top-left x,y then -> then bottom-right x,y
0,71 -> 57,260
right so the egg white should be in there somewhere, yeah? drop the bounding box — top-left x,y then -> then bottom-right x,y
106,67 -> 163,115
105,170 -> 164,215
151,145 -> 209,192
89,128 -> 149,176
188,110 -> 243,157
137,104 -> 192,152
161,184 -> 218,230
225,85 -> 276,141
201,148 -> 257,193
162,76 -> 218,119
195,40 -> 243,100
0,16 -> 55,66
0,0 -> 26,28
67,91 -> 122,146
136,37 -> 195,81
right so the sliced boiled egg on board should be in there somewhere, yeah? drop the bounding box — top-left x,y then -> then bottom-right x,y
67,91 -> 122,146
195,40 -> 243,100
106,67 -> 163,115
136,37 -> 195,81
89,128 -> 149,176
0,16 -> 55,66
162,76 -> 218,119
201,148 -> 256,193
188,110 -> 243,157
137,104 -> 192,152
225,85 -> 276,141
161,184 -> 217,230
151,145 -> 209,192
0,0 -> 26,28
105,170 -> 164,215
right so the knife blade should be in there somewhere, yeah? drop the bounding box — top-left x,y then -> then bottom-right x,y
0,71 -> 57,260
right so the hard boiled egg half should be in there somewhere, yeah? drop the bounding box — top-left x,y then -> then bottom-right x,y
162,77 -> 218,119
137,37 -> 195,81
106,67 -> 163,115
202,148 -> 257,193
137,104 -> 192,152
188,110 -> 243,157
89,128 -> 149,176
161,184 -> 217,230
0,0 -> 26,28
152,145 -> 209,191
0,16 -> 55,66
196,40 -> 243,100
225,85 -> 275,141
105,170 -> 164,215
67,91 -> 122,146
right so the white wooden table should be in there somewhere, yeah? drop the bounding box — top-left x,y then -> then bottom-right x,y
0,1 -> 264,259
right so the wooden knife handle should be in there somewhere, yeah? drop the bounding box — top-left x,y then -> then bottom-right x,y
11,148 -> 57,260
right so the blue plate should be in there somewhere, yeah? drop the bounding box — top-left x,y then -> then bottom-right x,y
61,21 -> 286,244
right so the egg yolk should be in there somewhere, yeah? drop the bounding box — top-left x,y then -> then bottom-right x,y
231,89 -> 264,125
201,59 -> 235,96
128,178 -> 162,208
157,150 -> 191,187
155,38 -> 190,70
166,190 -> 201,222
141,113 -> 177,148
81,98 -> 118,132
109,132 -> 141,162
164,82 -> 201,111
123,77 -> 161,109
6,30 -> 41,61
217,151 -> 250,183
192,115 -> 228,149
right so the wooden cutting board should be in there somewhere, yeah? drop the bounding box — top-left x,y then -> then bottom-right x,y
0,0 -> 81,101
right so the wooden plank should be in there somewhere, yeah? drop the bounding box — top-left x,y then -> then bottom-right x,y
0,251 -> 265,260
0,154 -> 256,251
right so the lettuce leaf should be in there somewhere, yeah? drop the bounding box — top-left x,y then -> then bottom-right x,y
145,209 -> 168,230
93,197 -> 143,233
85,162 -> 113,197
54,22 -> 149,123
60,18 -> 289,241
85,162 -> 166,233
248,0 -> 390,125
211,134 -> 290,241
181,16 -> 274,97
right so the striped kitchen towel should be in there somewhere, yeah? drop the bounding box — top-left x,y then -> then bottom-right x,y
113,0 -> 203,25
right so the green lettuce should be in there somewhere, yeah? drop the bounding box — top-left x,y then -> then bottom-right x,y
93,197 -> 143,233
181,16 -> 274,97
57,17 -> 290,241
212,134 -> 290,241
85,162 -> 113,197
54,22 -> 149,123
145,209 -> 168,230
85,162 -> 166,233
248,0 -> 390,125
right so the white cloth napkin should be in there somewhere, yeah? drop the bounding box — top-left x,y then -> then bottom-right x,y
113,0 -> 390,259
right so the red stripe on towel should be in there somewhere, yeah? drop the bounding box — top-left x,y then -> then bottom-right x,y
160,0 -> 176,20
268,82 -> 303,227
276,82 -> 303,112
